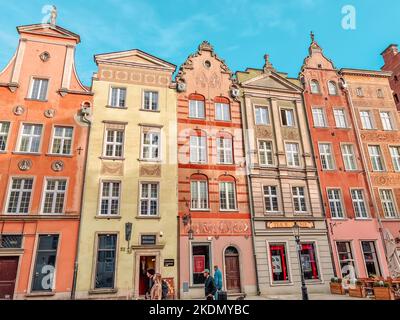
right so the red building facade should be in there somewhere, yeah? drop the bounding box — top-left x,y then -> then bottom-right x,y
381,44 -> 400,111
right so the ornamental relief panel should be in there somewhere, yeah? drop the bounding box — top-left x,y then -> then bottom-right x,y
194,71 -> 222,90
255,126 -> 273,139
182,219 -> 251,236
371,174 -> 400,186
139,165 -> 161,177
101,161 -> 124,176
360,132 -> 400,143
281,127 -> 300,140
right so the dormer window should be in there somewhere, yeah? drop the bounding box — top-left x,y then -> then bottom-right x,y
328,81 -> 338,96
29,78 -> 49,101
310,80 -> 320,94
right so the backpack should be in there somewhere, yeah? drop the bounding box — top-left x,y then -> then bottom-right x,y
161,280 -> 169,300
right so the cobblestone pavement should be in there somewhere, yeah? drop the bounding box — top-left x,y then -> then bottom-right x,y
228,294 -> 367,300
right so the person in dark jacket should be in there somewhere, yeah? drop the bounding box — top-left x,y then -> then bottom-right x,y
203,269 -> 217,299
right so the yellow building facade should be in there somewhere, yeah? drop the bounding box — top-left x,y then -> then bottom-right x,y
75,50 -> 178,299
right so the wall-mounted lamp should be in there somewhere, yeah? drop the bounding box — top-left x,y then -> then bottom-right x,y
125,222 -> 133,254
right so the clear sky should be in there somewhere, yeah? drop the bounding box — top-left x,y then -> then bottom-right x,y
1,0 -> 399,86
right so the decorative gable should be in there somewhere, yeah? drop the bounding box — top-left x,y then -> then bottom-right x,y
17,24 -> 80,43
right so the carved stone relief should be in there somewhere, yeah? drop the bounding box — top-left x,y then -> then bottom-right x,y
281,127 -> 300,140
101,161 -> 124,176
182,219 -> 251,236
255,126 -> 273,139
139,165 -> 161,177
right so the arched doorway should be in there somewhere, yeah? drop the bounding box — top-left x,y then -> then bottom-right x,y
224,246 -> 241,293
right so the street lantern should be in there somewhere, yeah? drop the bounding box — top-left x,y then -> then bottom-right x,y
292,222 -> 300,240
292,222 -> 309,300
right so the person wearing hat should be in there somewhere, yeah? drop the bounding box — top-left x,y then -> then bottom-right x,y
203,269 -> 217,300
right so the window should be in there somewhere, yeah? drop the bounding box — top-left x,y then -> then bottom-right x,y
336,242 -> 356,278
269,244 -> 290,282
99,181 -> 120,216
0,235 -> 23,249
6,178 -> 33,214
139,183 -> 159,216
109,87 -> 126,108
263,186 -> 279,213
351,189 -> 368,218
142,131 -> 160,161
360,111 -> 373,130
95,234 -> 117,289
141,235 -> 157,245
281,109 -> 295,127
31,235 -> 59,292
30,78 -> 49,101
312,108 -> 327,127
51,126 -> 73,155
341,144 -> 357,171
319,143 -> 335,170
328,81 -> 338,95
380,189 -> 397,218
189,99 -> 205,119
192,244 -> 211,285
361,241 -> 381,277
377,89 -> 384,98
219,182 -> 237,211
104,129 -> 124,158
190,136 -> 207,163
215,103 -> 231,121
217,137 -> 233,164
0,122 -> 10,151
328,189 -> 344,219
310,80 -> 320,94
356,87 -> 364,97
300,243 -> 320,280
368,146 -> 384,171
255,107 -> 270,125
286,143 -> 300,167
333,109 -> 347,128
380,112 -> 393,130
42,179 -> 67,214
259,141 -> 273,166
191,181 -> 208,210
143,91 -> 159,111
390,147 -> 400,172
292,187 -> 307,213
18,124 -> 43,153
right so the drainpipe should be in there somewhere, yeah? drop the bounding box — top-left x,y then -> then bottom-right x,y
177,215 -> 181,300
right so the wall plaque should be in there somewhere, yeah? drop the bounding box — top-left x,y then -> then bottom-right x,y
266,221 -> 315,229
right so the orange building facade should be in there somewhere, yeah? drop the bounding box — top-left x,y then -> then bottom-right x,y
0,22 -> 91,299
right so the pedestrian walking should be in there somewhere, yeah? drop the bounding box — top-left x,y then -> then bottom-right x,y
213,265 -> 223,300
150,273 -> 163,300
203,269 -> 217,300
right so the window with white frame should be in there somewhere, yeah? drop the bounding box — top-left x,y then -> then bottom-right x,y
319,143 -> 335,170
215,103 -> 231,121
143,91 -> 159,111
219,181 -> 237,210
380,112 -> 394,131
351,189 -> 368,218
328,189 -> 344,218
42,179 -> 67,214
191,180 -> 208,209
18,124 -> 43,153
341,144 -> 357,171
259,140 -> 273,166
0,121 -> 10,151
281,109 -> 295,127
368,145 -> 385,171
51,126 -> 73,155
390,146 -> 400,172
328,81 -> 338,95
380,189 -> 398,218
263,186 -> 279,212
217,137 -> 233,164
190,136 -> 207,163
292,186 -> 307,213
312,108 -> 327,127
286,143 -> 300,167
189,99 -> 205,119
139,183 -> 159,216
99,181 -> 120,216
255,106 -> 270,125
30,78 -> 49,101
109,87 -> 126,108
333,109 -> 347,128
104,129 -> 124,158
142,131 -> 160,161
6,178 -> 34,214
360,111 -> 374,129
310,80 -> 320,94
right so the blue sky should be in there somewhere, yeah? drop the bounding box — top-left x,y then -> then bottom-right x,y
0,0 -> 399,86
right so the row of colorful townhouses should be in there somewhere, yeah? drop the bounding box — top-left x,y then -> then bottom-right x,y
1,20 -> 400,300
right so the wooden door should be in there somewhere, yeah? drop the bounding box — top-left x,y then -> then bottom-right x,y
225,247 -> 241,293
0,257 -> 19,300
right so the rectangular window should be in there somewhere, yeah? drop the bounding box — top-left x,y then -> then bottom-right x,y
300,243 -> 320,280
18,124 -> 43,153
368,146 -> 385,171
328,189 -> 344,219
42,179 -> 67,215
360,111 -> 374,130
259,140 -> 273,166
263,186 -> 279,213
192,244 -> 211,285
0,235 -> 23,249
341,144 -> 357,171
281,109 -> 295,127
0,121 -> 10,151
143,91 -> 159,111
95,234 -> 117,289
219,182 -> 237,211
336,242 -> 356,278
190,136 -> 207,163
99,181 -> 120,216
361,241 -> 381,277
30,78 -> 49,101
312,108 -> 327,127
6,178 -> 34,214
319,143 -> 335,170
31,235 -> 59,292
104,129 -> 124,158
139,183 -> 159,216
334,109 -> 347,128
380,112 -> 393,131
390,146 -> 400,172
215,103 -> 230,121
269,244 -> 290,282
217,137 -> 233,164
141,235 -> 157,246
351,189 -> 368,219
189,100 -> 205,119
191,181 -> 208,210
142,131 -> 160,161
51,126 -> 73,155
380,189 -> 397,218
109,87 -> 126,108
292,186 -> 307,213
286,143 -> 300,167
255,107 -> 270,125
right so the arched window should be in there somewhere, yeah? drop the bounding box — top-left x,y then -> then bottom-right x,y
218,175 -> 237,211
216,132 -> 233,164
225,246 -> 239,255
214,96 -> 231,121
310,80 -> 320,94
190,174 -> 209,210
189,94 -> 205,119
328,81 -> 338,95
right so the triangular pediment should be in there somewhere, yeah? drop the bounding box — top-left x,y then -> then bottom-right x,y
241,71 -> 302,92
17,24 -> 80,43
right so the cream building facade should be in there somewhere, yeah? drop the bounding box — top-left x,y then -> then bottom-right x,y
75,50 -> 178,299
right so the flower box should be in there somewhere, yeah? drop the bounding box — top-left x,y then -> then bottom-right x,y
374,287 -> 394,300
330,282 -> 345,295
348,285 -> 366,298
